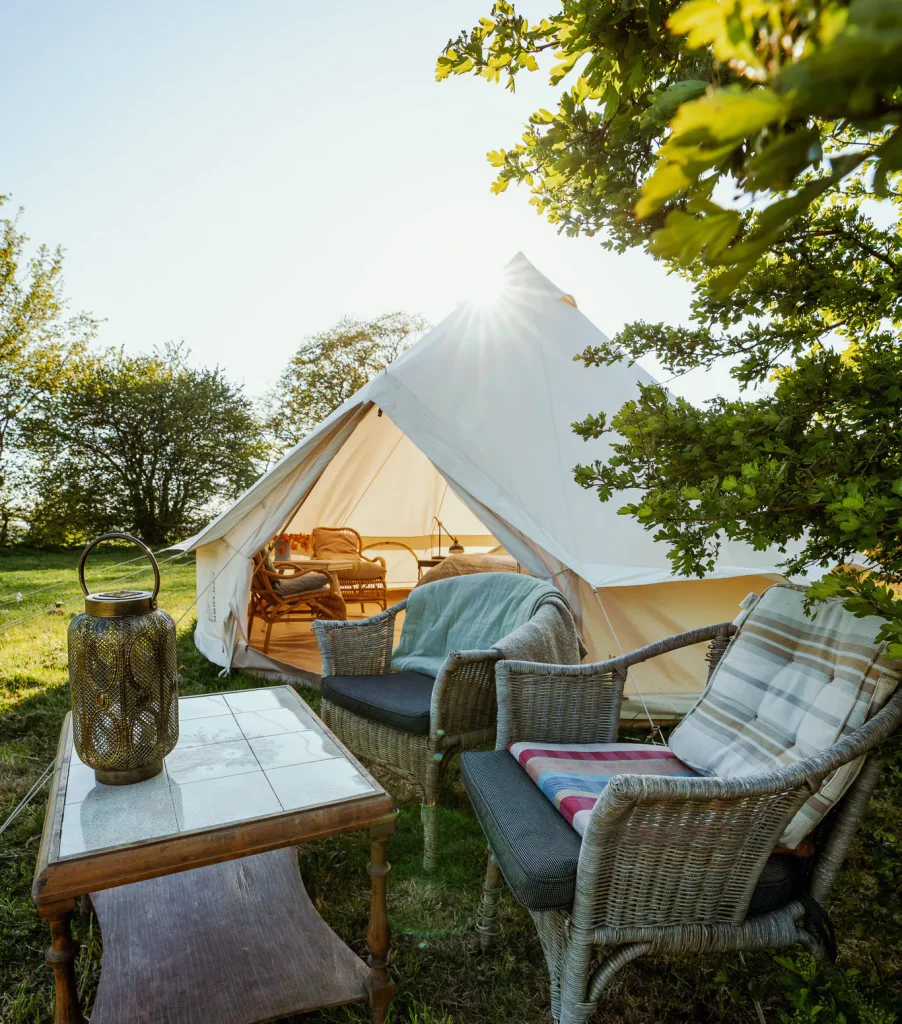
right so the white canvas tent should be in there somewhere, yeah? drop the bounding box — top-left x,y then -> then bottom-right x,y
181,253 -> 788,720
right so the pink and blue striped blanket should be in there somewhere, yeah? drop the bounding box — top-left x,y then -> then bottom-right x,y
508,742 -> 698,837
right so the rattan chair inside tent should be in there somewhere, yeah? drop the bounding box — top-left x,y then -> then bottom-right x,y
311,526 -> 387,613
463,587 -> 902,1024
248,553 -> 346,654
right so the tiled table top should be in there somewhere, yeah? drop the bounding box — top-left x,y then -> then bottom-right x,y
57,686 -> 375,859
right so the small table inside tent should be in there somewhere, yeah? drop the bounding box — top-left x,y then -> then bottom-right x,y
288,555 -> 358,575
417,556 -> 445,578
32,685 -> 397,1024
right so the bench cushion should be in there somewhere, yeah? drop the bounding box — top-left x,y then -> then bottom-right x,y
508,742 -> 698,836
321,671 -> 435,735
462,750 -> 801,915
670,584 -> 901,848
337,560 -> 386,581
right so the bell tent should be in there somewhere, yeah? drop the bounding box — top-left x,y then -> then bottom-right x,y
181,254 -> 787,720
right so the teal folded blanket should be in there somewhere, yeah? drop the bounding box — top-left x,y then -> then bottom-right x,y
391,572 -> 571,677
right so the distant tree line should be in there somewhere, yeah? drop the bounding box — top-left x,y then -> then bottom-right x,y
1,197 -> 426,548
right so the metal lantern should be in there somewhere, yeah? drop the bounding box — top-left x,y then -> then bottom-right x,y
68,533 -> 179,785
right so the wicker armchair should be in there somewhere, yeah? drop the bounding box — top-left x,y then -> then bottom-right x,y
311,526 -> 387,613
248,553 -> 346,654
312,601 -> 501,870
466,623 -> 902,1024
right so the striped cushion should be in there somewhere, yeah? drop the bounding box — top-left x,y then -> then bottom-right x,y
508,742 -> 698,837
670,584 -> 901,848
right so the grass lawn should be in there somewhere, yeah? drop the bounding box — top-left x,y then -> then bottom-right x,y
1,547 -> 901,1024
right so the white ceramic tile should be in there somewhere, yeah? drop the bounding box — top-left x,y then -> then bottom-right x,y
175,714 -> 244,748
171,771 -> 281,831
248,730 -> 342,770
178,694 -> 231,720
165,739 -> 258,785
59,770 -> 177,856
65,760 -> 100,805
69,744 -> 84,766
223,687 -> 301,714
265,758 -> 373,811
234,707 -> 311,740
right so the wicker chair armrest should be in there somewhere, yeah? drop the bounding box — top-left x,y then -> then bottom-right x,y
594,622 -> 737,678
571,692 -> 902,933
311,600 -> 406,676
572,767 -> 815,932
431,649 -> 502,741
495,660 -> 626,749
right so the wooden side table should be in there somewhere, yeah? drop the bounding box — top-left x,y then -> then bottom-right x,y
32,686 -> 397,1024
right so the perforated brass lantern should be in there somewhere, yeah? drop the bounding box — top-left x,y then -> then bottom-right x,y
68,533 -> 179,785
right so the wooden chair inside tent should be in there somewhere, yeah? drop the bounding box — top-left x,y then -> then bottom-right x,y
248,553 -> 346,654
311,526 -> 388,613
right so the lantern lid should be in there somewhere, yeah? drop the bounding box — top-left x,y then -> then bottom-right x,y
84,589 -> 156,618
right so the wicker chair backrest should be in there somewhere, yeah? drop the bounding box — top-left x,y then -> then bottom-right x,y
670,584 -> 902,847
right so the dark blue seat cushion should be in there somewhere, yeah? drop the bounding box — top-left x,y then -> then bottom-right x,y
461,750 -> 800,914
321,671 -> 436,735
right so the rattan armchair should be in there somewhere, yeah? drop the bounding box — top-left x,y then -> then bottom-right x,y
311,526 -> 387,612
248,554 -> 346,654
468,625 -> 902,1024
312,601 -> 501,870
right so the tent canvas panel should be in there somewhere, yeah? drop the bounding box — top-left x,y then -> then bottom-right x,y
579,575 -> 781,721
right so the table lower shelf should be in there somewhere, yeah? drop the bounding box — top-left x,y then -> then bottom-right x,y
90,847 -> 369,1024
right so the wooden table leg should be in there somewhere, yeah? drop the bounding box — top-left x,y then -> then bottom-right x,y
365,821 -> 396,1024
39,899 -> 85,1024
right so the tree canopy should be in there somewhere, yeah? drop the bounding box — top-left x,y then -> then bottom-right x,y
25,344 -> 267,546
440,0 -> 902,649
0,198 -> 97,543
266,312 -> 428,455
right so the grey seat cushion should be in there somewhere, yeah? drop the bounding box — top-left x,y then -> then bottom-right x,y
321,671 -> 435,735
272,571 -> 330,596
461,750 -> 581,910
461,750 -> 800,915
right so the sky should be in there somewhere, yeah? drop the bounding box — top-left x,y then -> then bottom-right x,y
2,0 -> 730,404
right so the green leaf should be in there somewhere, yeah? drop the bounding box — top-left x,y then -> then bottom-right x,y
666,87 -> 789,148
668,0 -> 765,70
643,79 -> 709,128
638,87 -> 790,213
648,209 -> 741,265
743,128 -> 821,190
635,163 -> 698,218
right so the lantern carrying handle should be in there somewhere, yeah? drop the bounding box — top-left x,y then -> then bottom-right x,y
78,533 -> 161,604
